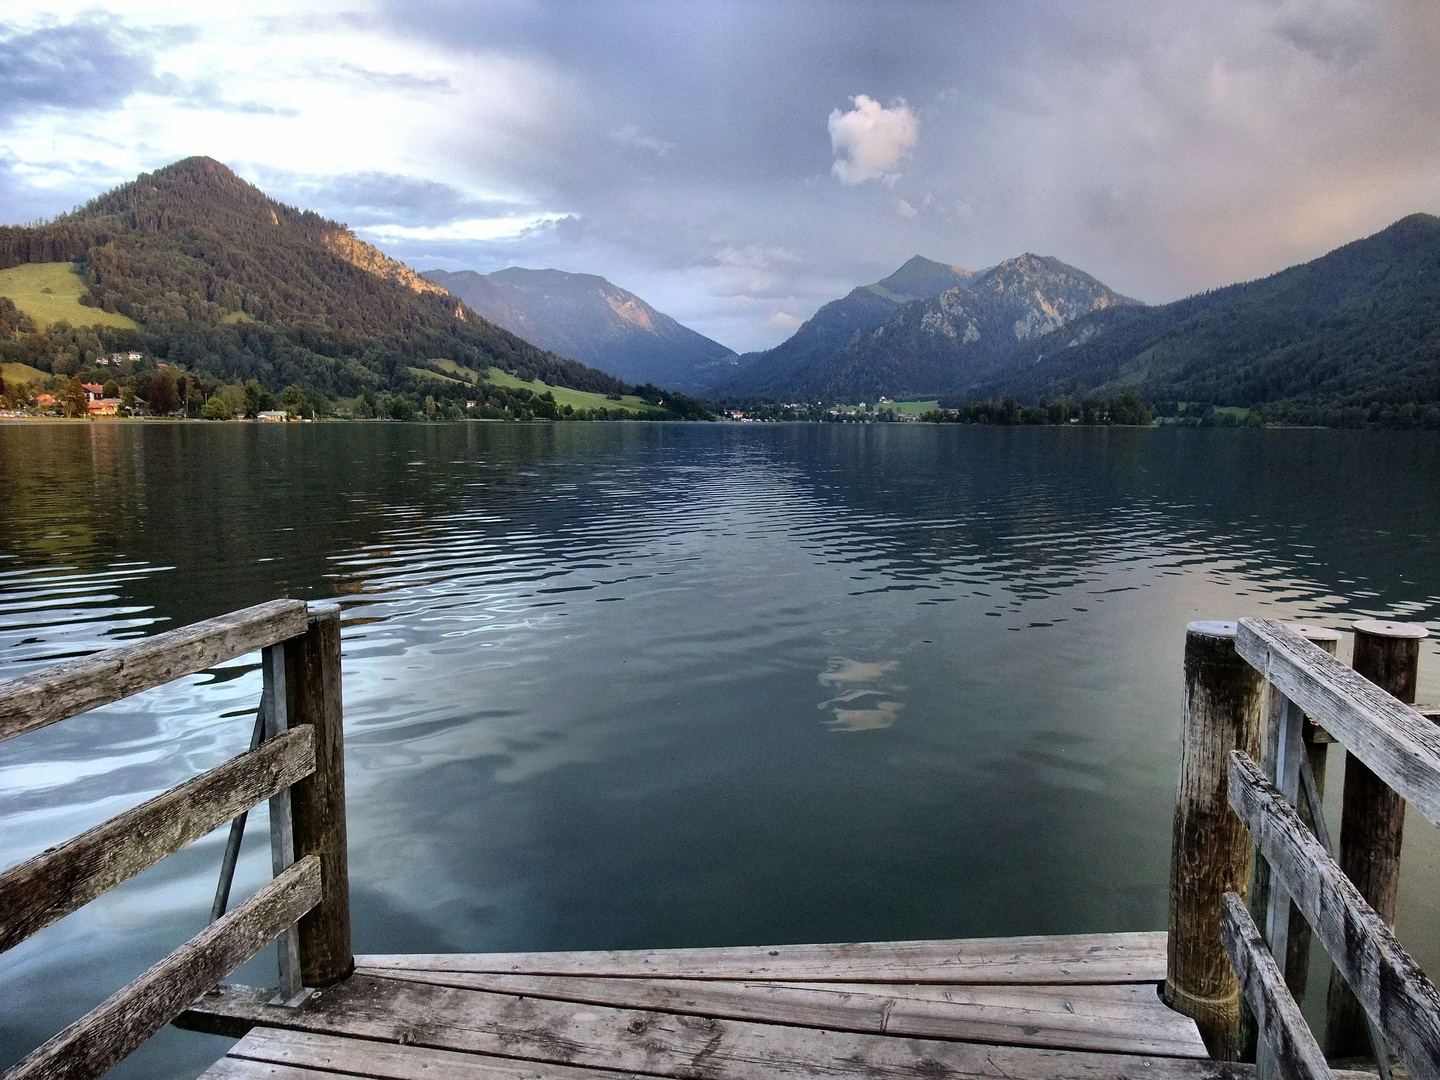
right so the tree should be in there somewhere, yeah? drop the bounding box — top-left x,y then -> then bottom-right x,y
64,375 -> 90,418
102,379 -> 120,398
148,368 -> 177,415
202,395 -> 231,420
242,379 -> 271,418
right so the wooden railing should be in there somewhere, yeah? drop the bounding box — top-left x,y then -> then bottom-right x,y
0,599 -> 352,1080
1164,616 -> 1440,1080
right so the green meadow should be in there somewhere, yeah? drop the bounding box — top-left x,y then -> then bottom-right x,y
2,361 -> 50,387
0,263 -> 138,330
412,358 -> 664,414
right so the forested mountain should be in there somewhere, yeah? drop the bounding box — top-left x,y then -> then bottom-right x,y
423,267 -> 737,392
0,157 -> 630,400
720,255 -> 974,398
956,213 -> 1440,424
723,254 -> 1135,400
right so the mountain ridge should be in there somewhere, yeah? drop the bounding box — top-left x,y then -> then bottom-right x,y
422,266 -> 737,392
722,252 -> 1136,400
961,212 -> 1440,421
718,255 -> 976,399
0,156 -> 632,401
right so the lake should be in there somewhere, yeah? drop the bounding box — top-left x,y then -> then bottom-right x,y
2,421 -> 1439,1078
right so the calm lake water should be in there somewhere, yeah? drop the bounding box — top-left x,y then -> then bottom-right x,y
2,421 -> 1439,1077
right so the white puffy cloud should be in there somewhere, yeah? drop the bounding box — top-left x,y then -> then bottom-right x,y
765,310 -> 803,333
827,95 -> 918,184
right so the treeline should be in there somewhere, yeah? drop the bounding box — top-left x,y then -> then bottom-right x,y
921,392 -> 1155,426
1,344 -> 713,423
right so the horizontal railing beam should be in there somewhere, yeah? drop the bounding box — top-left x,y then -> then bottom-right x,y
1220,892 -> 1329,1080
1229,750 -> 1440,1080
0,855 -> 321,1080
1236,618 -> 1440,826
0,599 -> 310,743
0,725 -> 315,954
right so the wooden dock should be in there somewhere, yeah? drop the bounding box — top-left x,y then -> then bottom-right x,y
3,602 -> 1440,1080
182,932 -> 1228,1080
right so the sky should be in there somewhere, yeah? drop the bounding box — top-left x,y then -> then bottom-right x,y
1,1 -> 1438,354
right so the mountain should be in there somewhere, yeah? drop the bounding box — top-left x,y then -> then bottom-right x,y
422,267 -> 737,392
965,213 -> 1440,423
719,256 -> 975,399
0,157 -> 629,401
722,254 -> 1136,401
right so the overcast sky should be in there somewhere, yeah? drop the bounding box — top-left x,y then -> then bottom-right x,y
1,0 -> 1437,352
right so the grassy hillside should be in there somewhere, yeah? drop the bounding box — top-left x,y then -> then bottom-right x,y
0,263 -> 137,330
482,366 -> 664,414
2,361 -> 49,385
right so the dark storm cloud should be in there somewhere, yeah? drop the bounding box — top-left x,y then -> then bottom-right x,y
375,0 -> 1440,348
3,1 -> 1437,352
0,15 -> 163,116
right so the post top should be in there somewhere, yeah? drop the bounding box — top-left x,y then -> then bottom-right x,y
1288,623 -> 1342,643
1186,620 -> 1237,639
1353,619 -> 1429,640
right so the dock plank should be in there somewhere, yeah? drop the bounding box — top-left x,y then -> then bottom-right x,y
214,1028 -> 652,1080
182,973 -> 1261,1080
355,931 -> 1165,985
355,969 -> 1206,1058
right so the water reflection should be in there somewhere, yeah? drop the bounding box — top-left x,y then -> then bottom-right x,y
0,422 -> 1439,1078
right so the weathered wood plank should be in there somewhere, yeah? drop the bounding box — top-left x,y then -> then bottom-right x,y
0,599 -> 310,743
201,1061 -> 337,1080
1219,893 -> 1329,1080
1228,750 -> 1440,1080
0,726 -> 315,955
352,969 -> 1208,1058
1235,618 -> 1440,826
2,856 -> 321,1080
354,932 -> 1167,985
179,974 -> 1344,1080
286,603 -> 352,989
220,1028 -> 655,1080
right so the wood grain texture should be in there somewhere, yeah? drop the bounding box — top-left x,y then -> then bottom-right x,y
354,932 -> 1167,985
352,969 -> 1208,1058
1165,621 -> 1266,1060
1235,618 -> 1440,826
0,599 -> 309,743
1327,621 -> 1424,1059
219,1027 -> 673,1080
2,856 -> 321,1080
1219,893 -> 1329,1080
180,973 -> 1302,1080
1228,750 -> 1440,1080
286,604 -> 352,988
0,726 -> 315,954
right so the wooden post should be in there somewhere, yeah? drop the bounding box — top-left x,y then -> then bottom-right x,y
284,600 -> 353,988
1164,620 -> 1267,1060
1326,619 -> 1428,1058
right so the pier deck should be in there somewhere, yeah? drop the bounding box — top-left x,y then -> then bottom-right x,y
181,931 -> 1233,1080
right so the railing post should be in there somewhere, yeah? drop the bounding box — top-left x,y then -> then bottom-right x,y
1243,625 -> 1338,1058
284,600 -> 353,988
1164,620 -> 1267,1060
1326,619 -> 1429,1058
